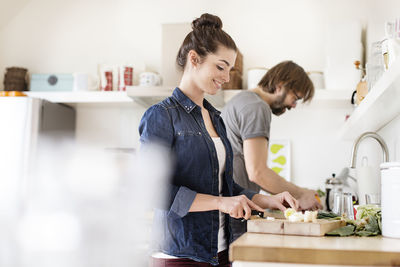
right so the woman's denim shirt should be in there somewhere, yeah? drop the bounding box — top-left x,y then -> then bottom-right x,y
139,88 -> 256,265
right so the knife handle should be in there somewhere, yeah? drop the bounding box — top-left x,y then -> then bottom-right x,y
239,210 -> 264,222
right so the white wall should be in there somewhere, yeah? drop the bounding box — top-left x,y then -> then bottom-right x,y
0,0 -> 372,86
271,103 -> 354,188
1,0 -> 398,190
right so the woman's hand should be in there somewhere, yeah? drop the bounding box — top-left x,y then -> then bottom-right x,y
252,191 -> 299,211
218,195 -> 264,220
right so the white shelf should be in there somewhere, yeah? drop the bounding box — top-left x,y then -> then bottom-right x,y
23,87 -> 352,109
25,91 -> 133,103
338,59 -> 400,140
126,86 -> 225,107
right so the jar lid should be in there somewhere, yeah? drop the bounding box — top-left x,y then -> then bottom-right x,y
380,162 -> 400,169
325,177 -> 342,185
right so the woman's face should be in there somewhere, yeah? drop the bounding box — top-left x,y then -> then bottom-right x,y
192,46 -> 237,95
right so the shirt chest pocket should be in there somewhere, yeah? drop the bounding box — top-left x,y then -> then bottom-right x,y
176,130 -> 202,137
174,130 -> 208,159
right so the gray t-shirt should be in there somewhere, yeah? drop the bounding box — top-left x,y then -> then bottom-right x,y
221,90 -> 272,193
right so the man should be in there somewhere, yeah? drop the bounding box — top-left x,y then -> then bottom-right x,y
221,61 -> 323,240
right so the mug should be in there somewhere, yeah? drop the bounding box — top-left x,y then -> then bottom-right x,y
139,72 -> 162,86
73,73 -> 89,91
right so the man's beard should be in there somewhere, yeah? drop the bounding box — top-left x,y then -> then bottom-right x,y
270,90 -> 291,115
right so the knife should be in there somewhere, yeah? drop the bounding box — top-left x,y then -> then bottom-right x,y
239,210 -> 264,222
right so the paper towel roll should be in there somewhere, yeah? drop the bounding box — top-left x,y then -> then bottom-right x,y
356,165 -> 380,205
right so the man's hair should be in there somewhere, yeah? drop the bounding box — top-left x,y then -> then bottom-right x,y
257,61 -> 314,103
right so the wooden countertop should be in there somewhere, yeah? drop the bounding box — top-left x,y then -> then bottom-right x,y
229,233 -> 400,266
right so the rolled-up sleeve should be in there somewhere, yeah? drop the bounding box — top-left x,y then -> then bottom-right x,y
139,104 -> 196,218
169,186 -> 197,218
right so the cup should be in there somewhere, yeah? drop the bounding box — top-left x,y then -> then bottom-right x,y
333,192 -> 355,219
365,193 -> 381,205
343,193 -> 355,220
73,73 -> 89,91
332,192 -> 343,215
139,72 -> 162,86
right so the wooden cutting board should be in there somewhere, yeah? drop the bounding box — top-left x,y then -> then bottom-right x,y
247,218 -> 345,236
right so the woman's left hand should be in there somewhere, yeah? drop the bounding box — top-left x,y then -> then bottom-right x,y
252,191 -> 299,211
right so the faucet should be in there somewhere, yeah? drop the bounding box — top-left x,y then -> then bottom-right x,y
350,132 -> 389,168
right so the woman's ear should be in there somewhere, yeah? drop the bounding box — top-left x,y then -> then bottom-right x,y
188,50 -> 200,68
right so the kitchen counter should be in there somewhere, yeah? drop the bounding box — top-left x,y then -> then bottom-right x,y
229,232 -> 400,266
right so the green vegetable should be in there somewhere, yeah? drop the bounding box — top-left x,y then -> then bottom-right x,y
317,189 -> 326,197
356,204 -> 381,220
355,230 -> 379,237
324,205 -> 382,237
317,211 -> 341,220
326,225 -> 355,236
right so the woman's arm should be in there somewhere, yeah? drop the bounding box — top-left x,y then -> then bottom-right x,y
189,193 -> 264,220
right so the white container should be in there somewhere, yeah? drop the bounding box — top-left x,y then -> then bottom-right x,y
356,157 -> 379,205
247,68 -> 268,89
307,71 -> 325,89
381,162 -> 400,238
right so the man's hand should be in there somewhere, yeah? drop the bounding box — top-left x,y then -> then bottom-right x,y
252,191 -> 299,212
297,189 -> 323,210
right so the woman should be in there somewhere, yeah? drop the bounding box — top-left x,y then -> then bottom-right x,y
139,13 -> 299,266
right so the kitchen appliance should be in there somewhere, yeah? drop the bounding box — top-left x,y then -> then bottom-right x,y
0,97 -> 75,217
324,173 -> 343,212
380,162 -> 400,238
30,74 -> 74,92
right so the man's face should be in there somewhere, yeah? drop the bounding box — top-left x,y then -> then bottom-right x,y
270,85 -> 302,115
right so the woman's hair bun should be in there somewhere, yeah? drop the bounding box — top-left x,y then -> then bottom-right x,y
192,13 -> 222,30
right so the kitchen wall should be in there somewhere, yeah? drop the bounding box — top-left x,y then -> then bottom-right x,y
0,0 -> 373,85
1,0 -> 398,190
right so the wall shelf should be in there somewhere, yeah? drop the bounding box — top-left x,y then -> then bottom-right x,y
25,91 -> 133,103
24,87 -> 352,109
338,59 -> 400,140
126,86 -> 225,107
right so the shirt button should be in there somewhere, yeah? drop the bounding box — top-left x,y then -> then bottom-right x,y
198,132 -> 201,135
